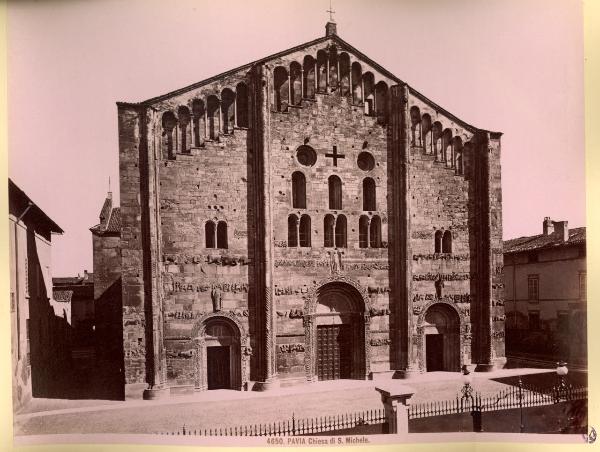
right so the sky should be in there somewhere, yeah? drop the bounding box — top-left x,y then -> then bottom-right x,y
7,0 -> 585,277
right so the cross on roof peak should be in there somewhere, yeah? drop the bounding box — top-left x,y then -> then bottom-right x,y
327,0 -> 335,22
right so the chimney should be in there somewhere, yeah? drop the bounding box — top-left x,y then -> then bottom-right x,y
553,220 -> 569,242
83,270 -> 89,280
325,21 -> 337,37
543,217 -> 554,235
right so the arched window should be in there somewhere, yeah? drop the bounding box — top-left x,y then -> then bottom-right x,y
288,214 -> 298,247
359,215 -> 369,248
432,122 -> 443,161
317,50 -> 328,92
422,114 -> 432,154
434,230 -> 443,253
351,62 -> 362,104
328,175 -> 342,210
274,66 -> 289,112
236,82 -> 249,128
442,230 -> 452,253
292,171 -> 306,209
324,214 -> 335,247
362,177 -> 376,211
370,215 -> 382,248
328,46 -> 338,90
443,129 -> 453,166
290,62 -> 302,106
363,72 -> 375,115
299,215 -> 311,247
191,99 -> 205,146
162,111 -> 177,159
303,55 -> 316,99
335,215 -> 347,248
177,106 -> 191,153
221,88 -> 235,134
410,106 -> 422,146
374,81 -> 388,122
207,95 -> 220,140
217,221 -> 228,249
205,221 -> 216,248
339,53 -> 351,97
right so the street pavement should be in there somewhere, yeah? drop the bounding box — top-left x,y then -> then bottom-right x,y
13,368 -> 561,436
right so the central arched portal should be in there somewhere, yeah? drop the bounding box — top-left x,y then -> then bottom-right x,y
304,281 -> 369,382
423,304 -> 460,372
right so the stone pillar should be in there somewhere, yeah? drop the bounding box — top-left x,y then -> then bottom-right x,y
300,68 -> 304,99
375,383 -> 415,435
251,64 -> 279,391
390,85 -> 417,378
138,107 -> 168,400
474,131 -> 494,372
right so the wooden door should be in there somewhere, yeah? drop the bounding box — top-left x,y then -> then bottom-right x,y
317,325 -> 352,380
426,334 -> 444,372
207,346 -> 230,389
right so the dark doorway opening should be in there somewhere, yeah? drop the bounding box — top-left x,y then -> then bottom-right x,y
207,346 -> 231,389
426,334 -> 444,371
317,324 -> 353,380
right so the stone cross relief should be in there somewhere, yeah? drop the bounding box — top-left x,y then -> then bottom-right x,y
325,145 -> 345,166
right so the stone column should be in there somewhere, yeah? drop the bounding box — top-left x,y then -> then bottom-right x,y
375,383 -> 415,435
474,131 -> 494,371
140,107 -> 168,400
300,68 -> 304,99
348,62 -> 353,100
390,85 -> 418,378
251,64 -> 279,390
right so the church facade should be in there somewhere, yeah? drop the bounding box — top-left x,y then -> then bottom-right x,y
116,22 -> 505,398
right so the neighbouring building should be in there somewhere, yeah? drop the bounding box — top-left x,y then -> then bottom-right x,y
90,191 -> 125,399
115,21 -> 505,399
504,218 -> 587,367
9,179 -> 64,409
53,270 -> 95,345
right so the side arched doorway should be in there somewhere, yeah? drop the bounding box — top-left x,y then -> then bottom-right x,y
422,303 -> 461,372
304,280 -> 370,382
192,314 -> 249,391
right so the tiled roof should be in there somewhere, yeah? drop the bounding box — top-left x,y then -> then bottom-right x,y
53,273 -> 94,286
90,206 -> 120,235
106,207 -> 121,233
99,196 -> 112,224
53,290 -> 73,303
504,227 -> 586,254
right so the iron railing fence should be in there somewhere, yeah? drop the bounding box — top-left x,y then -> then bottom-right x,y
408,384 -> 587,420
159,408 -> 387,436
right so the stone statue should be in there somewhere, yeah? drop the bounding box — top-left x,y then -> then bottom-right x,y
434,275 -> 445,299
211,286 -> 222,312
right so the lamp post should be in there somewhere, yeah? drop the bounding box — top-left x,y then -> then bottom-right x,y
517,376 -> 524,433
461,366 -> 482,432
554,361 -> 569,403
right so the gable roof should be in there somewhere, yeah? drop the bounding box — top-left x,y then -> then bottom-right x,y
9,179 -> 64,234
90,206 -> 121,236
120,31 -> 498,135
504,227 -> 586,254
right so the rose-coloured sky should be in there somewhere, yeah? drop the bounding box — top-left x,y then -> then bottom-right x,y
7,0 -> 585,277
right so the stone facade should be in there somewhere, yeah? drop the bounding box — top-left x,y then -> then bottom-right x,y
116,23 -> 505,397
